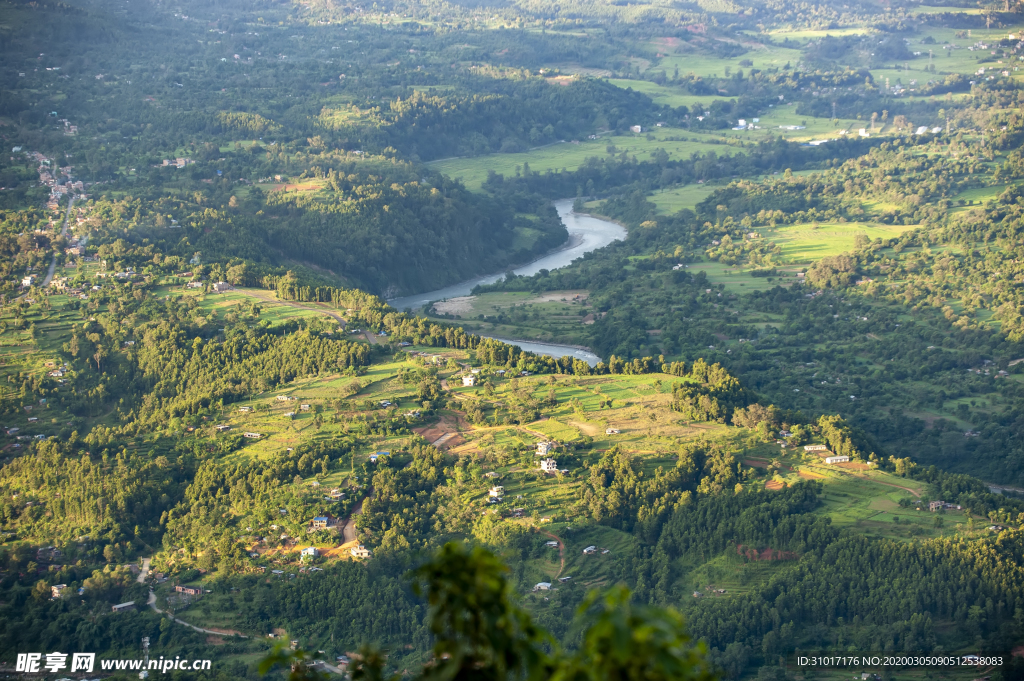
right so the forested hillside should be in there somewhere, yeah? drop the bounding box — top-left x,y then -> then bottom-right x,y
1,0 -> 1024,678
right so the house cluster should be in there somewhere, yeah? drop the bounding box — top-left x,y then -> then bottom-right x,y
20,150 -> 83,208
731,117 -> 761,131
929,500 -> 962,512
804,444 -> 849,465
160,158 -> 194,169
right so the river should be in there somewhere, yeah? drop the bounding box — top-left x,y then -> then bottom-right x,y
387,199 -> 625,365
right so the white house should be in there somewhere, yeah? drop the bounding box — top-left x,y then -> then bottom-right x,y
583,545 -> 597,555
350,545 -> 371,559
301,547 -> 319,558
824,455 -> 850,464
804,445 -> 828,452
536,441 -> 554,456
462,375 -> 476,387
539,458 -> 558,472
606,428 -> 620,435
489,486 -> 504,498
533,582 -> 552,591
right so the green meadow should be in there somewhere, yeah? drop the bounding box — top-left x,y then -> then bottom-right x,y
429,130 -> 739,190
761,222 -> 918,262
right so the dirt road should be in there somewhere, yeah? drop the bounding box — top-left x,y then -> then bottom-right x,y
42,196 -> 75,288
147,590 -> 248,638
342,495 -> 367,543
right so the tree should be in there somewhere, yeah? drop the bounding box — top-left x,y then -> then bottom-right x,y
552,586 -> 715,681
259,543 -> 712,681
411,542 -> 552,680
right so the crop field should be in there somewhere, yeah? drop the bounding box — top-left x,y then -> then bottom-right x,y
605,79 -> 721,109
765,26 -> 875,42
647,183 -> 720,214
428,130 -> 738,190
759,222 -> 918,262
646,43 -> 806,79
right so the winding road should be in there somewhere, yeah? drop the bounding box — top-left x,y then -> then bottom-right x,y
139,557 -> 248,638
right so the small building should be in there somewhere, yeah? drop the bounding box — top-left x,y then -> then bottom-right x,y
462,375 -> 476,387
243,432 -> 262,439
804,445 -> 828,452
539,458 -> 558,473
545,540 -> 559,548
583,545 -> 597,555
605,428 -> 620,435
488,486 -> 504,498
276,395 -> 289,402
239,406 -> 253,413
824,455 -> 850,464
558,576 -> 572,583
215,424 -> 231,432
175,585 -> 202,596
301,547 -> 319,559
212,281 -> 233,292
630,125 -> 642,133
111,601 -> 136,613
51,584 -> 67,599
536,441 -> 555,456
350,545 -> 371,559
311,516 -> 330,530
329,489 -> 345,500
300,404 -> 311,411
284,412 -> 296,419
533,582 -> 552,591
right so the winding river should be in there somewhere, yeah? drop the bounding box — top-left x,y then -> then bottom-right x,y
387,199 -> 626,365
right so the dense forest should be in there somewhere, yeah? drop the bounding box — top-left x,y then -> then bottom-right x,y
0,0 -> 1023,677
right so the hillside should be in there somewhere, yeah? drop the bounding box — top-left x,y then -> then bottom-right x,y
1,0 -> 1024,677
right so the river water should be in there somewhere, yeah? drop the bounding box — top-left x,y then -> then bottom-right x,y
387,199 -> 626,365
